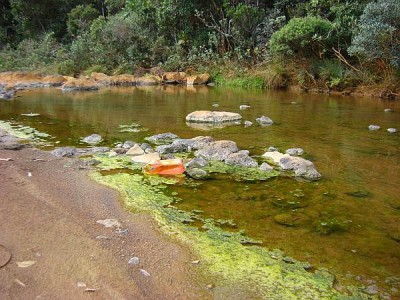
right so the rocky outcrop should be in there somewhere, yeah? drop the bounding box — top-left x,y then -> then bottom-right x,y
0,72 -> 66,90
110,74 -> 136,86
186,74 -> 210,85
186,111 -> 242,123
163,72 -> 185,84
62,78 -> 99,92
136,76 -> 160,86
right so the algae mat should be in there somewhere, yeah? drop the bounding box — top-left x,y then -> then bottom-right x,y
90,157 -> 370,299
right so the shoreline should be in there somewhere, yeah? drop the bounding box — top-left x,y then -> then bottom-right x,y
0,130 -> 209,299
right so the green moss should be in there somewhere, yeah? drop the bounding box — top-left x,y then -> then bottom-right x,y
204,160 -> 280,181
90,156 -> 370,299
0,120 -> 53,145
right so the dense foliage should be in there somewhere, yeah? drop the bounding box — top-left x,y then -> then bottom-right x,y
0,0 -> 398,90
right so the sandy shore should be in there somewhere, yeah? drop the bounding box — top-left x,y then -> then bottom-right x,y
0,139 -> 208,299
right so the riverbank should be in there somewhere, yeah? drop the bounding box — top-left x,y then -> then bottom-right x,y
0,131 -> 209,299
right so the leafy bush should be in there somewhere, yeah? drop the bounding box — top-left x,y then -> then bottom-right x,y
269,17 -> 334,58
67,4 -> 99,37
348,0 -> 400,68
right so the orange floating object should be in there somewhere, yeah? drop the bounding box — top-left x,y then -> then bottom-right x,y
144,159 -> 186,175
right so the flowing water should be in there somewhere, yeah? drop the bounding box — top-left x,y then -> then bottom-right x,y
1,86 -> 399,293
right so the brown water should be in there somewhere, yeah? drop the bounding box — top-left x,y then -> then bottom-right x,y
1,86 -> 399,292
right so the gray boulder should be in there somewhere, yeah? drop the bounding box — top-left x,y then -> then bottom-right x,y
190,136 -> 214,150
51,147 -> 77,157
186,168 -> 209,180
256,116 -> 274,126
185,157 -> 209,169
279,156 -> 321,180
147,133 -> 179,144
140,143 -> 153,153
82,134 -> 102,145
285,148 -> 304,156
225,150 -> 258,168
195,140 -> 239,161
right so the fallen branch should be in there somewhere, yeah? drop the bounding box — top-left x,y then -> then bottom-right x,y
332,48 -> 360,72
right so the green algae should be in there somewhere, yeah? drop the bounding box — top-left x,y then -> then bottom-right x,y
204,160 -> 280,181
0,120 -> 53,145
89,156 -> 372,299
118,123 -> 148,133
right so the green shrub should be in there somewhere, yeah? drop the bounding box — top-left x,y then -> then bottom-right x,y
269,17 -> 334,58
348,0 -> 400,68
67,4 -> 99,37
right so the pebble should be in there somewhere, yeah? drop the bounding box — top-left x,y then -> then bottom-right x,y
368,125 -> 380,131
239,105 -> 250,110
384,109 -> 393,112
244,121 -> 252,127
140,269 -> 151,277
387,128 -> 397,133
128,257 -> 139,265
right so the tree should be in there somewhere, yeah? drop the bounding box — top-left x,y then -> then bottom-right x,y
348,0 -> 400,68
67,5 -> 99,37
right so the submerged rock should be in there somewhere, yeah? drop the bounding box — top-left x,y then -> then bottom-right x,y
225,151 -> 258,168
387,128 -> 398,133
186,168 -> 209,180
82,134 -> 102,145
384,108 -> 393,112
244,121 -> 253,127
262,151 -> 289,165
256,116 -> 274,126
190,136 -> 214,150
239,105 -> 250,110
286,148 -> 304,156
51,147 -> 77,157
195,140 -> 239,161
147,133 -> 179,144
368,125 -> 380,131
186,111 -> 242,123
279,156 -> 321,180
62,78 -> 99,92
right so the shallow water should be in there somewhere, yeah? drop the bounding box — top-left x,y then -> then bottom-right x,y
1,86 -> 399,291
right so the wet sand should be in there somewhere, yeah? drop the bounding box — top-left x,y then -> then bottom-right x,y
0,142 -> 208,299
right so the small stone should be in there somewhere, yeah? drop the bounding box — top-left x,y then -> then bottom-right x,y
384,109 -> 393,112
244,121 -> 253,127
368,125 -> 380,131
108,151 -> 117,158
259,162 -> 273,172
96,218 -> 121,228
128,257 -> 139,265
285,148 -> 304,156
191,260 -> 200,264
186,168 -> 209,180
239,105 -> 250,110
363,284 -> 379,295
387,128 -> 397,133
131,153 -> 160,164
268,146 -> 278,152
212,103 -> 219,107
82,134 -> 102,145
206,284 -> 214,290
140,269 -> 151,277
77,282 -> 87,288
126,144 -> 145,156
256,116 -> 273,126
122,141 -> 136,149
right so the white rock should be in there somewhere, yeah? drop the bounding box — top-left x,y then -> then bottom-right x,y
262,152 -> 290,164
126,144 -> 145,156
131,153 -> 160,164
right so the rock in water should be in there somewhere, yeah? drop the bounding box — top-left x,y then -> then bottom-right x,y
126,144 -> 145,156
51,147 -> 77,157
259,162 -> 273,172
82,134 -> 102,145
387,128 -> 397,133
146,133 -> 179,144
239,105 -> 250,110
256,116 -> 274,126
131,153 -> 160,164
244,121 -> 253,127
225,151 -> 258,168
279,156 -> 321,180
368,125 -> 380,131
195,140 -> 239,161
186,168 -> 209,180
186,111 -> 242,123
262,151 -> 289,165
285,148 -> 304,156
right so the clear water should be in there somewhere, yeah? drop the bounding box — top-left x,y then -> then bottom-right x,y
1,86 -> 399,291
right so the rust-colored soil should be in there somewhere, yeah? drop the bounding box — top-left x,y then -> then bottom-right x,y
0,146 -> 208,299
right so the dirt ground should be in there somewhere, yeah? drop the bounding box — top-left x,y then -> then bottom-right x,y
0,143 -> 209,299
